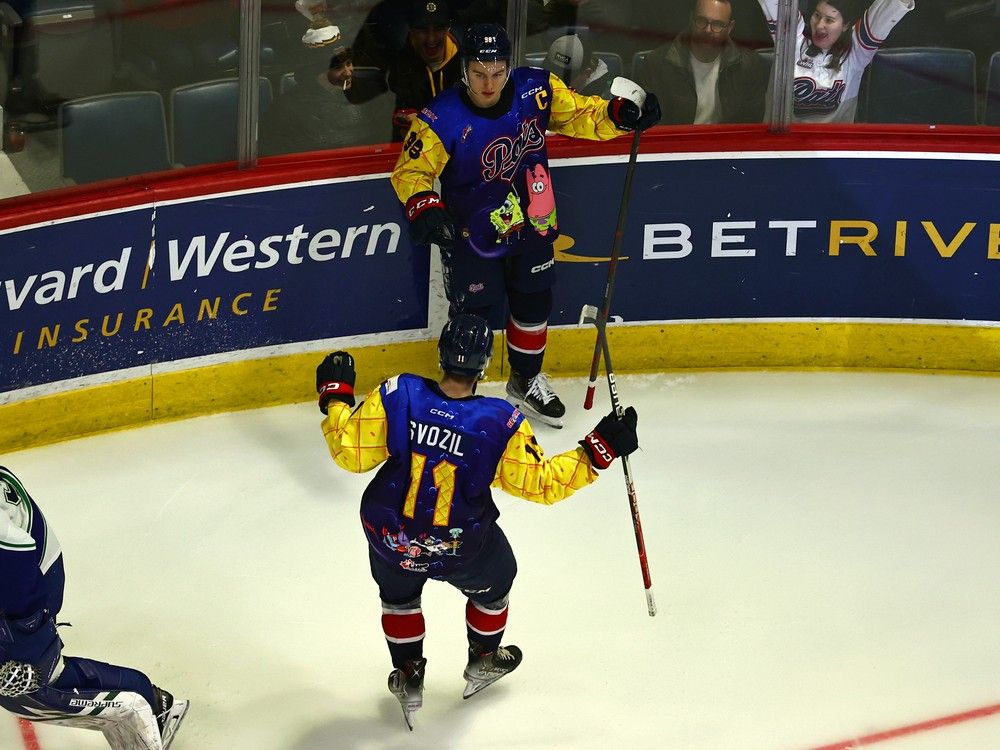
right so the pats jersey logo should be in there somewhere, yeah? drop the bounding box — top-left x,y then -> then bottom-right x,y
480,118 -> 545,183
792,78 -> 847,116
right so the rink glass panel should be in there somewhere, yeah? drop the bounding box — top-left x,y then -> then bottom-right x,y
1,1 -> 999,204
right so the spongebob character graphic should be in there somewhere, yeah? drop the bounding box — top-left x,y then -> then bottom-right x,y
488,191 -> 526,241
525,163 -> 557,236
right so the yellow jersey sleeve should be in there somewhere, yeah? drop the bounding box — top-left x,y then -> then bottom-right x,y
389,118 -> 452,204
321,387 -> 391,473
492,418 -> 598,505
547,73 -> 624,142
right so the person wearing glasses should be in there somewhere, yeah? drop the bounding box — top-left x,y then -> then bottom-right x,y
634,0 -> 769,125
755,0 -> 914,122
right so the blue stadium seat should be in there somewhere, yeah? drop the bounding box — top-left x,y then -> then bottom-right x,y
278,71 -> 297,96
861,47 -> 977,125
756,46 -> 775,72
631,49 -> 652,80
985,51 -> 1000,126
170,77 -> 273,167
525,51 -> 546,67
595,51 -> 623,80
58,91 -> 171,183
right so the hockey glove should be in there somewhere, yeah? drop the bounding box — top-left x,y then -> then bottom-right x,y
406,191 -> 456,248
609,93 -> 661,132
392,107 -> 419,137
316,351 -> 356,413
580,406 -> 639,470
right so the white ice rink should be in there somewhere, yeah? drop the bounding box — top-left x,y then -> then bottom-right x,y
3,370 -> 1000,750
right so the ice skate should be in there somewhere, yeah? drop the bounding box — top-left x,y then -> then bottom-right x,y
153,687 -> 189,750
388,658 -> 426,731
506,372 -> 565,428
462,645 -> 522,699
294,0 -> 341,47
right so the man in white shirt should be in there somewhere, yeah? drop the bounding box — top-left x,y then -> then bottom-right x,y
635,0 -> 769,125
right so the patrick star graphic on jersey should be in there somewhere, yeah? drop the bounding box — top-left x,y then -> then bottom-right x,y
525,163 -> 557,236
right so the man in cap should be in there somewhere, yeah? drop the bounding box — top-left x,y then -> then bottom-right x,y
346,0 -> 464,140
543,32 -> 614,97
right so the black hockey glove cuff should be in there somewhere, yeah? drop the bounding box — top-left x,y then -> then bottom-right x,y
580,406 -> 639,470
405,191 -> 456,248
609,93 -> 661,132
316,351 -> 357,414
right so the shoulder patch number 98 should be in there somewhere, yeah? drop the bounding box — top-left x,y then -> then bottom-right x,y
404,131 -> 423,160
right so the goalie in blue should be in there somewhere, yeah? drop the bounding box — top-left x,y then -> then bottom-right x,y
0,466 -> 188,750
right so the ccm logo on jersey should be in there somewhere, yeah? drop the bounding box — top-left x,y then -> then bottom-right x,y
521,85 -> 544,99
430,408 -> 456,420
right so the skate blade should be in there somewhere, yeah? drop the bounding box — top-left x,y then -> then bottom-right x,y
400,703 -> 418,731
462,676 -> 500,699
160,700 -> 189,750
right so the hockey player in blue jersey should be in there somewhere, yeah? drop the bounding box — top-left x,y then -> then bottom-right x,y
318,313 -> 640,729
0,466 -> 188,749
391,22 -> 660,428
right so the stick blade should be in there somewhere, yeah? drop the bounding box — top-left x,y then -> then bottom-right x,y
579,303 -> 599,325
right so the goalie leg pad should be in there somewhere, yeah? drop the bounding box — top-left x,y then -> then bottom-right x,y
3,684 -> 162,750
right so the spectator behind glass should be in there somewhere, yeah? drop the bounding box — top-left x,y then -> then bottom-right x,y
543,33 -> 614,97
260,45 -> 394,155
756,0 -> 914,122
635,0 -> 769,125
346,0 -> 464,141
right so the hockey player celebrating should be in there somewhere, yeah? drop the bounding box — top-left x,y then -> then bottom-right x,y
0,467 -> 188,749
390,22 -> 660,428
317,313 -> 640,730
756,0 -> 914,122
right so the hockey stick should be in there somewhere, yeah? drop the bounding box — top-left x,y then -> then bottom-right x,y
584,128 -> 642,410
580,302 -> 656,617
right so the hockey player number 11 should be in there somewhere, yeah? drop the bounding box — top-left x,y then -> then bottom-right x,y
403,453 -> 458,527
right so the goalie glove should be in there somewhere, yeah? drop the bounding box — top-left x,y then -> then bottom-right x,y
316,351 -> 356,414
405,191 -> 456,248
609,92 -> 661,132
580,406 -> 639,469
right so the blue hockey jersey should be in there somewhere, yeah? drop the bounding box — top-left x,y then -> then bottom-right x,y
321,374 -> 599,575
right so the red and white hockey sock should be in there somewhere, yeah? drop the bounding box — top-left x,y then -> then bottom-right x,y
465,599 -> 509,655
382,601 -> 425,667
507,316 -> 547,378
506,316 -> 547,358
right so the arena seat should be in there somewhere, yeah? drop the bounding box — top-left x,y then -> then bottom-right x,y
631,49 -> 653,80
984,51 -> 1000,126
861,47 -> 977,125
756,46 -> 775,71
58,91 -> 170,183
170,77 -> 273,167
18,0 -> 116,104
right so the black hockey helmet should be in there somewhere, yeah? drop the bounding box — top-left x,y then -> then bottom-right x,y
439,313 -> 493,379
460,22 -> 511,85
